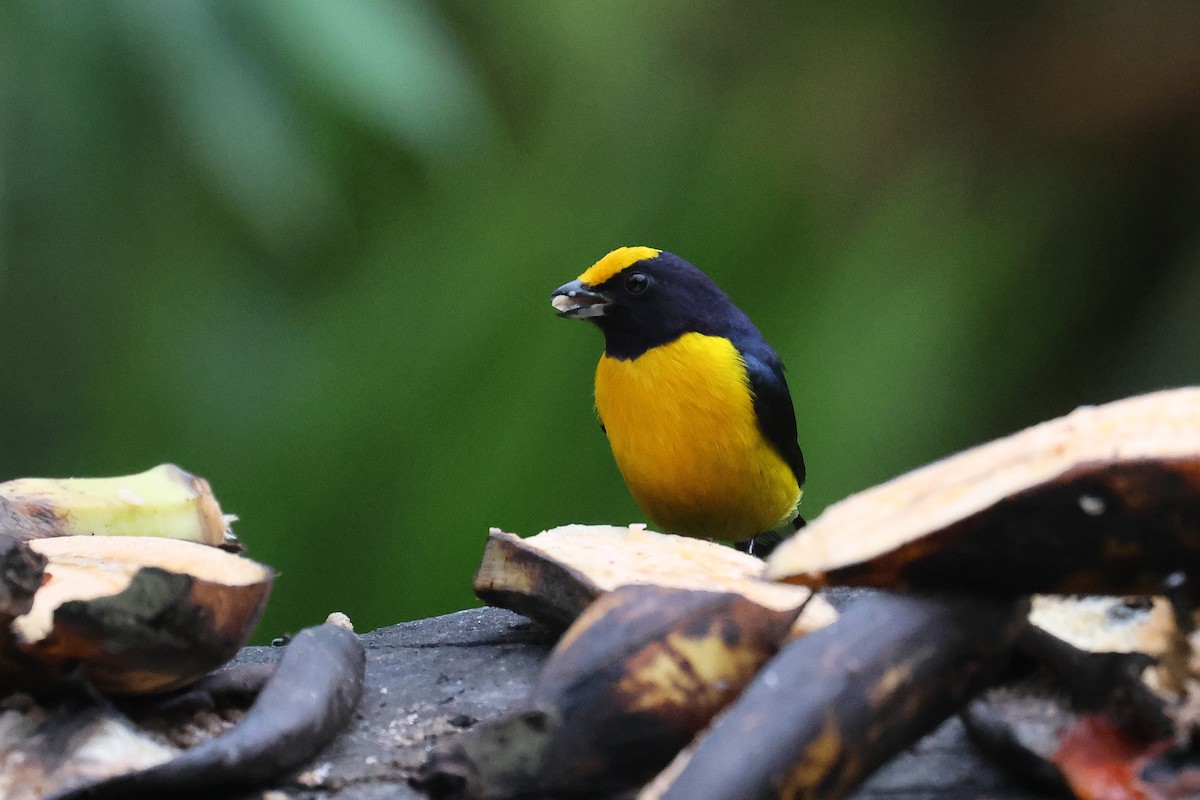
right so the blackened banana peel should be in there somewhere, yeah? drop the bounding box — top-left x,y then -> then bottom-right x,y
760,389 -> 1200,798
421,584 -> 802,798
462,388 -> 1200,798
44,622 -> 365,800
640,592 -> 1028,800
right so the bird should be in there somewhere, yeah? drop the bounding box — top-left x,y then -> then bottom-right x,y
550,246 -> 805,557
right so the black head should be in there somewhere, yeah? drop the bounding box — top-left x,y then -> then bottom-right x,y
550,247 -> 759,360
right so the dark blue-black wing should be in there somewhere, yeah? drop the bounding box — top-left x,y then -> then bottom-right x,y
742,351 -> 805,488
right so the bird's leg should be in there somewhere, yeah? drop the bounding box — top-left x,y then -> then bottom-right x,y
736,533 -> 781,560
737,513 -> 808,559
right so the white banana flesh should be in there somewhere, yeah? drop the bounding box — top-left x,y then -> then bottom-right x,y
0,464 -> 232,546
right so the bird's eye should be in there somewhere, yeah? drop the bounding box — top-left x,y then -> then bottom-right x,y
625,272 -> 651,294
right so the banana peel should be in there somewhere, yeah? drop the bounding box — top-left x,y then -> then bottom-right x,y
0,535 -> 44,620
965,597 -> 1200,799
1030,594 -> 1198,699
640,592 -> 1029,800
420,583 -> 802,798
1,621 -> 364,800
0,464 -> 234,547
475,524 -> 836,635
0,534 -> 272,694
462,388 -> 1200,798
766,387 -> 1200,597
758,388 -> 1200,798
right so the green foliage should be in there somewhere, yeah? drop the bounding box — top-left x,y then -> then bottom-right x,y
1,2 -> 1198,641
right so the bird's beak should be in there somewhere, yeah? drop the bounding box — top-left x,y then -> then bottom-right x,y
551,279 -> 611,319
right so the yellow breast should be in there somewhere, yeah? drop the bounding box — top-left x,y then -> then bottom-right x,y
594,332 -> 800,541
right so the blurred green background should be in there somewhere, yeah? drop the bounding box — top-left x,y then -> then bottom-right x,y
2,2 -> 1198,642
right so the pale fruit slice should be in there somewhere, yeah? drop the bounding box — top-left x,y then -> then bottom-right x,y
474,524 -> 836,636
767,387 -> 1200,597
2,535 -> 272,694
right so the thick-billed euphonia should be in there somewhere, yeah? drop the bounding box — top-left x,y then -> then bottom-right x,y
551,246 -> 805,555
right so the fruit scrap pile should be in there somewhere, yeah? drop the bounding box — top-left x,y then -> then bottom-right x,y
0,465 -> 364,800
425,387 -> 1200,800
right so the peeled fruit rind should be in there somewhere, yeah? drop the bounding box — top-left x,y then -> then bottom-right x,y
0,464 -> 230,546
767,387 -> 1200,597
3,536 -> 273,694
475,524 -> 836,635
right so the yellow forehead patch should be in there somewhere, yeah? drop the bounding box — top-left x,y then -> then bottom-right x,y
579,246 -> 661,287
